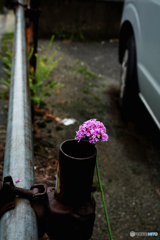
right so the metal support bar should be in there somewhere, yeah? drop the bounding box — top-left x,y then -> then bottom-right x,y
30,0 -> 41,71
0,1 -> 38,239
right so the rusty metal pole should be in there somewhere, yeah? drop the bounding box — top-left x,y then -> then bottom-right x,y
30,0 -> 41,71
0,1 -> 38,239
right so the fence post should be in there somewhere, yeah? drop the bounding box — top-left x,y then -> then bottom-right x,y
0,1 -> 38,239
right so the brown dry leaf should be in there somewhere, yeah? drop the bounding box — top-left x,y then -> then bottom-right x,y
62,39 -> 72,43
55,117 -> 62,123
0,131 -> 6,134
113,39 -> 119,42
157,189 -> 160,196
30,66 -> 34,73
60,100 -> 67,104
34,105 -> 46,114
36,128 -> 41,135
45,113 -> 55,119
4,104 -> 8,110
33,123 -> 41,134
42,177 -> 47,181
56,89 -> 60,95
39,168 -> 45,171
47,107 -> 53,114
46,166 -> 52,170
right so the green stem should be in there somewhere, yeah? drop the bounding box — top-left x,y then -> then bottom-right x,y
96,158 -> 113,240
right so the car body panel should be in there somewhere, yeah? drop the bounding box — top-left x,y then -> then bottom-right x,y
120,0 -> 160,129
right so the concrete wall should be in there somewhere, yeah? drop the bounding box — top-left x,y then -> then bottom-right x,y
38,0 -> 124,40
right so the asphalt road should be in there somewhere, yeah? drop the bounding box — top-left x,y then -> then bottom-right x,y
39,39 -> 160,239
57,40 -> 120,81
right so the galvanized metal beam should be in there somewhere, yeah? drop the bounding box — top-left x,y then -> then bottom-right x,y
0,1 -> 38,239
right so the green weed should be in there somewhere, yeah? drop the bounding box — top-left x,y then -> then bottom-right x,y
29,36 -> 64,106
73,64 -> 96,80
0,33 -> 64,106
55,30 -> 85,41
55,30 -> 67,40
2,32 -> 14,41
0,32 -> 13,98
70,31 -> 85,42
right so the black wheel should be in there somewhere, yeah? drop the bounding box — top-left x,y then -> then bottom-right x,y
119,35 -> 139,121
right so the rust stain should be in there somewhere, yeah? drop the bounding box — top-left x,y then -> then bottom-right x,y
26,22 -> 31,55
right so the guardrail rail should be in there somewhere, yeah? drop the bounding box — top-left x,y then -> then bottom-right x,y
0,1 -> 38,239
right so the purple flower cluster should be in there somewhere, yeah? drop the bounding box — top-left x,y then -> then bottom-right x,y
75,119 -> 109,144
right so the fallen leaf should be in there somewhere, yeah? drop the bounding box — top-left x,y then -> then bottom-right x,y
40,168 -> 45,171
0,131 -> 6,134
45,113 -> 55,119
56,89 -> 60,95
4,105 -> 8,110
46,166 -> 52,170
34,105 -> 46,114
55,117 -> 62,123
60,100 -> 67,104
33,123 -> 41,134
157,189 -> 160,196
62,39 -> 72,43
48,107 -> 53,114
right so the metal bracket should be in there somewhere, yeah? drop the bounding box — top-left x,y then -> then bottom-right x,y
0,176 -> 96,240
0,176 -> 15,218
0,176 -> 47,237
46,187 -> 96,240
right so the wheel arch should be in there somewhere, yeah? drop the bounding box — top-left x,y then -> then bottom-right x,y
118,21 -> 134,64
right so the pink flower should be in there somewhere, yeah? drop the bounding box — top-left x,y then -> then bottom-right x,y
75,119 -> 109,144
15,178 -> 21,183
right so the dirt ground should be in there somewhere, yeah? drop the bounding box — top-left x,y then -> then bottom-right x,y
0,38 -> 160,240
36,40 -> 160,240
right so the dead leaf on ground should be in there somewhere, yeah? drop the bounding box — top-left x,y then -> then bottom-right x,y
60,100 -> 68,104
62,39 -> 72,43
157,189 -> 160,196
55,117 -> 62,123
33,123 -> 41,135
44,113 -> 55,119
0,131 -> 6,134
46,166 -> 53,170
4,105 -> 8,110
47,155 -> 54,159
56,89 -> 60,95
34,105 -> 46,114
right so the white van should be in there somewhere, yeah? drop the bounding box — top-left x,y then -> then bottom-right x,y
118,0 -> 160,129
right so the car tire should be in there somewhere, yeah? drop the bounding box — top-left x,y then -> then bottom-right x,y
119,35 -> 139,121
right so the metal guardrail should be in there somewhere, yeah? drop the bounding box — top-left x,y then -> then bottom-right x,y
0,1 -> 38,239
